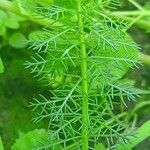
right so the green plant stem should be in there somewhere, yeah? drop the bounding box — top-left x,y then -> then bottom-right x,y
110,10 -> 150,16
131,114 -> 137,129
132,101 -> 150,114
77,1 -> 89,150
127,0 -> 144,11
65,112 -> 128,150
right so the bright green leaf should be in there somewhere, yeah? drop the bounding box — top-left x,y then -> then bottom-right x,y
8,33 -> 26,48
5,13 -> 22,29
11,129 -> 47,150
95,143 -> 106,150
5,18 -> 20,29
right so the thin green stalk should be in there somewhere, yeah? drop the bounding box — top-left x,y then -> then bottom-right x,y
77,1 -> 89,150
124,14 -> 144,31
108,12 -> 150,30
127,0 -> 144,11
131,101 -> 150,114
110,10 -> 150,16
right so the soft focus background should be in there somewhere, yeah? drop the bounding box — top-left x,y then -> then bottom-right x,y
0,0 -> 150,149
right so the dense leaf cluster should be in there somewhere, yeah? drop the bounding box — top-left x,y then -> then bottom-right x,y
1,0 -> 150,150
21,0 -> 148,150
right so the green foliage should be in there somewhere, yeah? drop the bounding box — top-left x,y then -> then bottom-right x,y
0,137 -> 4,150
0,0 -> 150,150
24,1 -> 148,150
11,129 -> 63,150
117,120 -> 150,150
0,47 -> 50,149
143,2 -> 150,33
11,129 -> 48,150
95,143 -> 106,150
54,0 -> 77,9
8,33 -> 26,49
0,57 -> 4,73
0,10 -> 24,36
16,0 -> 53,15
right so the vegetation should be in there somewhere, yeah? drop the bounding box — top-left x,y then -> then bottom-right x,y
0,0 -> 150,150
